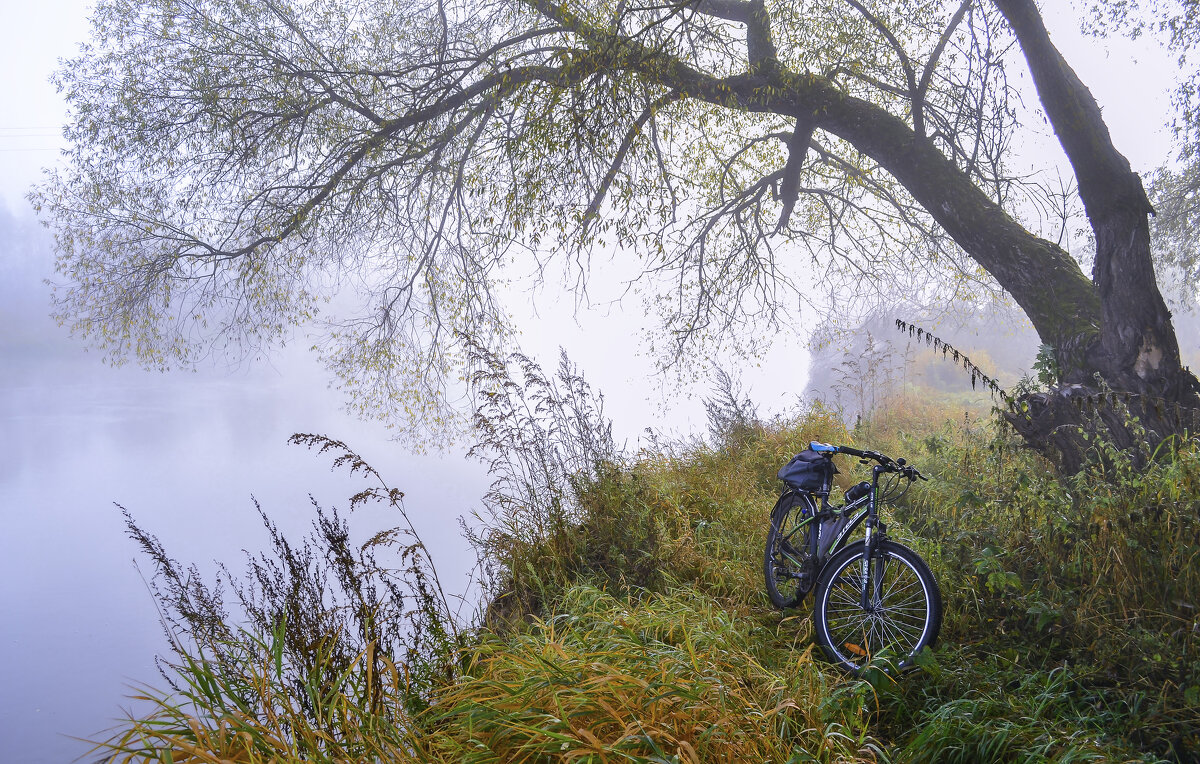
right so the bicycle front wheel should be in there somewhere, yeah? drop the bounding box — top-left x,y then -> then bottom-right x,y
813,540 -> 942,672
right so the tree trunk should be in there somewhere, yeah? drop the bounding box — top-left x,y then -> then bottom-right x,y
790,0 -> 1200,471
991,0 -> 1200,470
530,0 -> 1199,471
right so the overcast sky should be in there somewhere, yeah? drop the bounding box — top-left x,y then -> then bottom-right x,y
0,0 -> 90,212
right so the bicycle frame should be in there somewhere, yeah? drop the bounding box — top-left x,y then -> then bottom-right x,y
779,460 -> 889,593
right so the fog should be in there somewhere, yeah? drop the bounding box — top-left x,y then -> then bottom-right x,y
0,193 -> 814,762
2,7 -> 1186,759
0,206 -> 492,764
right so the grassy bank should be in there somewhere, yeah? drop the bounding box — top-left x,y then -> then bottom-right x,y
99,377 -> 1200,762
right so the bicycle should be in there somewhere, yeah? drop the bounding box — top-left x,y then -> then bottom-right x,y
764,440 -> 942,672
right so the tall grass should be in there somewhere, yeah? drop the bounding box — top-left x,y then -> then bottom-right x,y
429,585 -> 883,762
101,434 -> 462,762
856,392 -> 1200,762
96,353 -> 1199,763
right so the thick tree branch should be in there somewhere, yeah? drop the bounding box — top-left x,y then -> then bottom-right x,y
776,113 -> 817,230
745,0 -> 778,73
812,84 -> 1101,350
690,0 -> 751,23
685,0 -> 777,73
994,0 -> 1151,221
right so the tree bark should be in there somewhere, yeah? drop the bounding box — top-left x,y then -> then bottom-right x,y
986,0 -> 1200,470
809,86 -> 1104,358
764,0 -> 1200,470
994,0 -> 1195,401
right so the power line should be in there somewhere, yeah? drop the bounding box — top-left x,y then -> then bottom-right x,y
0,126 -> 66,152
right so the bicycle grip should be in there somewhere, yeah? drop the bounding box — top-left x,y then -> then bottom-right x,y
837,445 -> 866,458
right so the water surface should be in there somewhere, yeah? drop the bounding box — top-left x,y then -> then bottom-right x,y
0,288 -> 488,764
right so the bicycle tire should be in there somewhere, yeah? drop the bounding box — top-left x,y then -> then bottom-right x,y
813,539 -> 942,672
763,492 -> 818,609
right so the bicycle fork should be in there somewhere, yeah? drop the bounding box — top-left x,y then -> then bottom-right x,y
859,525 -> 891,608
860,468 -> 885,611
860,524 -> 873,611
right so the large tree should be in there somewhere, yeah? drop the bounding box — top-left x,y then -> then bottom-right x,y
36,0 -> 1200,466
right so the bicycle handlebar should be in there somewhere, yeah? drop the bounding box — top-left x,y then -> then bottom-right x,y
810,440 -> 885,462
809,440 -> 928,481
835,443 -> 867,459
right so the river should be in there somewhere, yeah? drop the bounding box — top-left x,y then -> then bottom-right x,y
0,209 -> 813,763
0,268 -> 490,763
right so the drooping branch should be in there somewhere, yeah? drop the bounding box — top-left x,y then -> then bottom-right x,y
915,0 -> 974,138
842,0 -> 918,129
776,113 -> 818,230
582,89 -> 683,229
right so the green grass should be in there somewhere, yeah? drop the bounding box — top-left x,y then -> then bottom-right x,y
431,585 -> 883,762
95,380 -> 1200,763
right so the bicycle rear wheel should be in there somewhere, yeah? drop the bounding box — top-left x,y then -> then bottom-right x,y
763,492 -> 817,608
813,539 -> 942,672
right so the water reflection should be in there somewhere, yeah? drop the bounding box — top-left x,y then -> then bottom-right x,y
0,279 -> 488,764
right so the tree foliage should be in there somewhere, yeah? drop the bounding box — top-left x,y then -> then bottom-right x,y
36,0 -> 1199,449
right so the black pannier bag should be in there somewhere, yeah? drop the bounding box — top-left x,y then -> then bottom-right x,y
777,449 -> 838,493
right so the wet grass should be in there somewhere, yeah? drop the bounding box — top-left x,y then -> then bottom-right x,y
94,355 -> 1200,762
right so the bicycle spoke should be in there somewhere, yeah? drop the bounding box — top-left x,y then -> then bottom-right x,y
819,548 -> 934,668
876,612 -> 916,651
882,598 -> 928,619
766,495 -> 820,608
